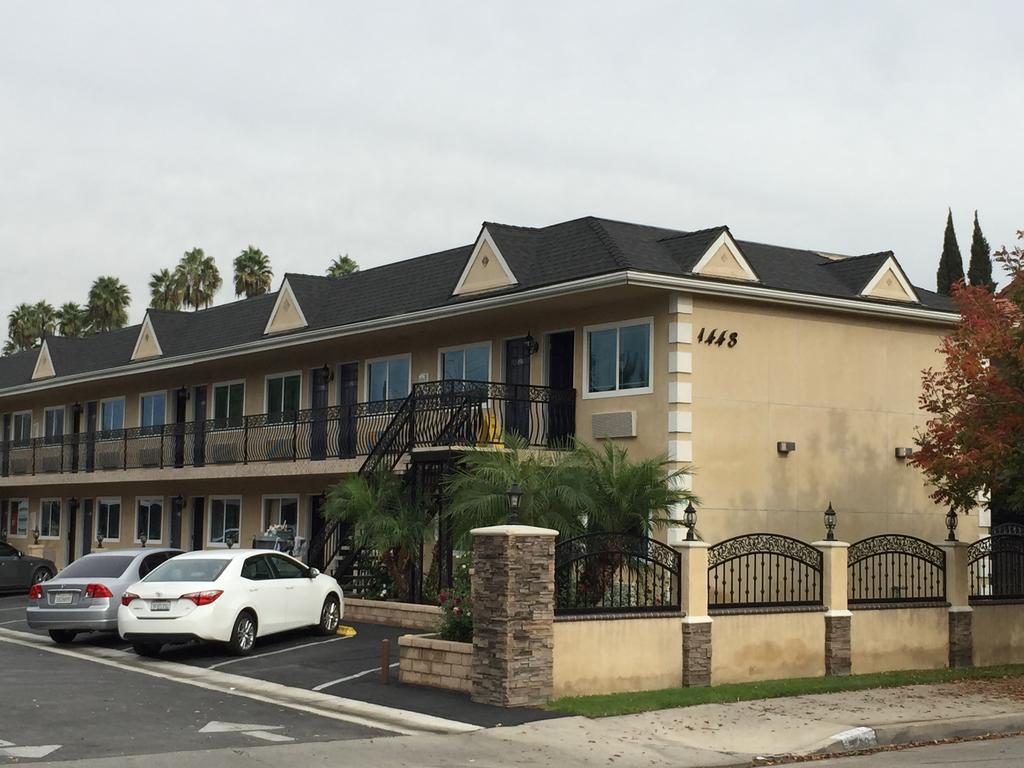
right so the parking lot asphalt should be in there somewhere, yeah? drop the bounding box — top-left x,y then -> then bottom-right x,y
0,593 -> 560,732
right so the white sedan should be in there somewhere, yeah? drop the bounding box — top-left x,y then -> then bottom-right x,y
118,549 -> 343,657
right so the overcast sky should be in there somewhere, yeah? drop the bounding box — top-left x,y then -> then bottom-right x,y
1,1 -> 1021,335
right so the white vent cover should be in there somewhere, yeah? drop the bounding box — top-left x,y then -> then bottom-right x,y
591,411 -> 637,439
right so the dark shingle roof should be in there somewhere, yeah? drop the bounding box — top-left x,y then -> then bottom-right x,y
0,216 -> 955,390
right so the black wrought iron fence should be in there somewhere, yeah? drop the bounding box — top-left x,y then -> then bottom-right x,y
708,534 -> 823,610
968,534 -> 1024,601
847,534 -> 945,604
555,533 -> 681,615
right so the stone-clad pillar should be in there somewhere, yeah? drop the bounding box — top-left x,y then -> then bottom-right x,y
675,540 -> 712,686
470,524 -> 558,707
938,541 -> 973,668
815,540 -> 851,676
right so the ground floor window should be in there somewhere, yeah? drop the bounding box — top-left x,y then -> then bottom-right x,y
40,499 -> 61,539
8,499 -> 28,537
136,498 -> 163,543
96,498 -> 121,542
261,496 -> 299,535
209,497 -> 242,546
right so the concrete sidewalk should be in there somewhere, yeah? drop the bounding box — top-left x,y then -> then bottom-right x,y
26,677 -> 1024,767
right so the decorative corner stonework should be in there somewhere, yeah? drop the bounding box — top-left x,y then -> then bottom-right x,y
681,618 -> 712,687
825,612 -> 851,676
949,608 -> 973,668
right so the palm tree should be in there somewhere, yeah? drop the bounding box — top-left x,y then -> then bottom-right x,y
175,248 -> 222,310
323,470 -> 431,600
56,302 -> 88,337
326,254 -> 359,278
29,301 -> 57,341
149,268 -> 184,310
5,303 -> 38,353
233,246 -> 273,298
86,276 -> 130,333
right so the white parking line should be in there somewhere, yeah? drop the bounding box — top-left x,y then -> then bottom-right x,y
0,619 -> 24,625
313,662 -> 399,691
207,635 -> 352,669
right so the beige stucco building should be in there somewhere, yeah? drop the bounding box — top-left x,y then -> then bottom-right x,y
0,216 -> 971,578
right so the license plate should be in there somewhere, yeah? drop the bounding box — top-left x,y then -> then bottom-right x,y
150,600 -> 171,612
53,593 -> 73,605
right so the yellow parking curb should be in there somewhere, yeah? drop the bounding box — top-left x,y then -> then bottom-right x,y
336,625 -> 357,637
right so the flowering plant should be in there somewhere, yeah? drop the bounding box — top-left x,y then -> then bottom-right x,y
438,586 -> 472,643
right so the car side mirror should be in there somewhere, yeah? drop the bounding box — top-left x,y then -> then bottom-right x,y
309,567 -> 320,579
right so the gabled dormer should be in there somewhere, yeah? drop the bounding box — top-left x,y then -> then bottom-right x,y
130,313 -> 163,361
31,339 -> 55,381
452,226 -> 517,297
860,255 -> 919,304
690,229 -> 759,282
263,277 -> 308,335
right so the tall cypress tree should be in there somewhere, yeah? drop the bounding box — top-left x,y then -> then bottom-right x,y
967,210 -> 995,291
936,208 -> 965,295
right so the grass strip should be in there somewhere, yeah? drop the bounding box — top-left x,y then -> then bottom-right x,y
547,664 -> 1024,717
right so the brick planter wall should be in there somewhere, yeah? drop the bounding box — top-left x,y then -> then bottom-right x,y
344,598 -> 440,631
398,633 -> 473,692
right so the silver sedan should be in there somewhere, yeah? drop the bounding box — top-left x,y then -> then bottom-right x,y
27,548 -> 182,643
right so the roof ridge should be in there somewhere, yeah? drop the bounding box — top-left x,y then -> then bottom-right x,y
657,225 -> 727,244
821,250 -> 893,266
587,218 -> 631,270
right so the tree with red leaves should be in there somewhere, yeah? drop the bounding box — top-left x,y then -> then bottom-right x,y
912,230 -> 1024,516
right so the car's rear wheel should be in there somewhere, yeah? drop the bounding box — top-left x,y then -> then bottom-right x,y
316,596 -> 341,636
228,611 -> 257,656
48,630 -> 76,644
31,567 -> 53,585
132,642 -> 162,657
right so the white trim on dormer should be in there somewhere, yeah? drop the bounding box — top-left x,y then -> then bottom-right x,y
452,227 -> 518,296
690,230 -> 759,282
130,314 -> 164,361
31,340 -> 56,381
263,278 -> 309,335
860,255 -> 920,303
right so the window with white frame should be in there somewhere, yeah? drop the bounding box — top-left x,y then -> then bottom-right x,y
43,407 -> 64,443
96,498 -> 121,542
209,497 -> 242,545
262,496 -> 299,535
367,356 -> 410,401
8,499 -> 28,537
585,319 -> 652,395
136,498 -> 163,543
40,499 -> 61,539
213,382 -> 244,427
11,412 -> 32,446
266,373 -> 301,418
100,398 -> 125,433
140,392 -> 166,433
441,344 -> 490,381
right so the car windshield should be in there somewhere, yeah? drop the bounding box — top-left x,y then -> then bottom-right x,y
143,558 -> 231,583
57,555 -> 135,579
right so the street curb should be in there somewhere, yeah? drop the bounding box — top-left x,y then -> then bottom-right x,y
809,713 -> 1024,755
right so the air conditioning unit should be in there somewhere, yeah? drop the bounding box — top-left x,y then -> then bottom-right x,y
96,446 -> 122,470
591,411 -> 637,439
138,446 -> 162,468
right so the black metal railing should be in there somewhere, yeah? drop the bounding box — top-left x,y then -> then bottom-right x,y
847,534 -> 946,605
968,534 -> 1024,601
708,534 -> 823,610
555,532 -> 681,615
0,380 -> 576,480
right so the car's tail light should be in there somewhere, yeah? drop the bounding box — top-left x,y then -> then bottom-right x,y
121,592 -> 139,607
28,584 -> 42,600
182,590 -> 223,606
85,584 -> 114,599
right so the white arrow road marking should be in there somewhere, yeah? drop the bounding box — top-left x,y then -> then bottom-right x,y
245,730 -> 294,743
0,745 -> 62,759
199,722 -> 293,743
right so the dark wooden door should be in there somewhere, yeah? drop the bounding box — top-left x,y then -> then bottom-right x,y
169,496 -> 183,549
504,337 -> 532,441
82,499 -> 93,556
337,363 -> 358,458
65,498 -> 77,565
85,403 -> 97,472
190,497 -> 204,551
311,367 -> 329,460
546,331 -> 575,446
193,386 -> 207,467
173,388 -> 188,467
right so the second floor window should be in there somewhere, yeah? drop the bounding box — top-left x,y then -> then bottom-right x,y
40,499 -> 61,538
441,344 -> 490,381
136,498 -> 163,543
213,382 -> 244,427
43,407 -> 64,443
266,374 -> 301,418
100,399 -> 125,433
140,393 -> 166,432
12,412 -> 32,446
367,357 -> 410,402
97,499 -> 121,541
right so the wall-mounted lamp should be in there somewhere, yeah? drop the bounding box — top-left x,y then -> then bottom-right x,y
895,447 -> 914,460
69,496 -> 78,510
319,364 -> 335,384
174,494 -> 185,508
177,386 -> 190,402
524,333 -> 539,356
777,441 -> 796,455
